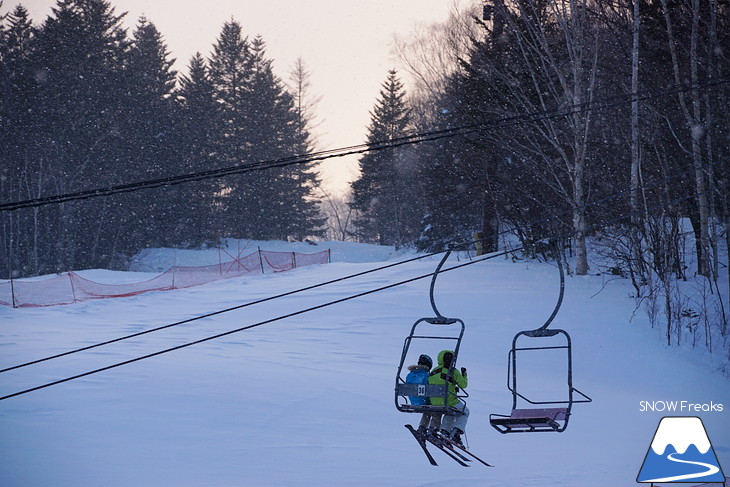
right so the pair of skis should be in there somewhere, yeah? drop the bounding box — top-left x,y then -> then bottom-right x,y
405,424 -> 493,467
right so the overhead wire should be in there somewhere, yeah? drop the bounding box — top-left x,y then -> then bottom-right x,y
0,249 -> 445,374
1,76 -> 728,212
1,74 -> 721,372
1,177 -> 725,402
2,74 -> 727,398
0,153 -> 713,375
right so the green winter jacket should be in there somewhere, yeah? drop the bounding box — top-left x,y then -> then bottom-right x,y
428,349 -> 467,407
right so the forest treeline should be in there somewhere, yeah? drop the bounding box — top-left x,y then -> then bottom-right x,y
0,0 -> 323,278
354,0 -> 728,271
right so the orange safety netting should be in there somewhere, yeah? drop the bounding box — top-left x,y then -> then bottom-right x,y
1,249 -> 330,308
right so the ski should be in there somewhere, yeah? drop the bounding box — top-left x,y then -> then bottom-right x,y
430,431 -> 494,467
405,424 -> 438,466
422,433 -> 470,466
405,425 -> 470,467
424,432 -> 472,463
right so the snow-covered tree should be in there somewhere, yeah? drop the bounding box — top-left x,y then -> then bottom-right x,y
208,25 -> 322,240
350,70 -> 421,248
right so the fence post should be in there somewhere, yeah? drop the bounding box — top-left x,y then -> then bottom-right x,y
10,278 -> 17,308
292,252 -> 297,269
237,235 -> 241,272
328,249 -> 331,263
258,247 -> 265,274
68,271 -> 77,303
217,234 -> 223,275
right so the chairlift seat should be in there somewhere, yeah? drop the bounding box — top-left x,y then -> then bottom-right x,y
395,383 -> 466,415
398,403 -> 465,415
490,407 -> 568,433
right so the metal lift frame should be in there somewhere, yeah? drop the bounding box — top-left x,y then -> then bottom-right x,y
489,249 -> 591,434
394,250 -> 468,416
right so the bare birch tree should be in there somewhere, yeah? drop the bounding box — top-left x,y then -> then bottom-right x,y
393,1 -> 480,124
659,0 -> 712,277
472,0 -> 602,274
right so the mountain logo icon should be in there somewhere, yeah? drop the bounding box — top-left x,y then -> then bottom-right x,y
637,416 -> 725,483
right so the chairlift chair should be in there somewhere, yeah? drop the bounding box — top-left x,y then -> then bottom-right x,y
489,251 -> 591,434
488,327 -> 591,433
394,250 -> 469,417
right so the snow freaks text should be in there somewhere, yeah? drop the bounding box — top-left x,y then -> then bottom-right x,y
639,401 -> 724,413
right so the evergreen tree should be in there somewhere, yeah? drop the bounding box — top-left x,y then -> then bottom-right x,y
207,20 -> 253,237
175,52 -> 220,245
0,5 -> 36,277
16,0 -> 130,272
415,87 -> 484,252
245,35 -> 322,240
118,16 -> 178,248
350,69 -> 418,248
123,16 -> 176,179
208,25 -> 322,240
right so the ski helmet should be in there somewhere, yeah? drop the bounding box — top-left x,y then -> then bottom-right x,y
418,354 -> 433,369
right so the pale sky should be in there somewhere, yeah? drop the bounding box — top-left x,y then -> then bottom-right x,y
13,0 -> 458,196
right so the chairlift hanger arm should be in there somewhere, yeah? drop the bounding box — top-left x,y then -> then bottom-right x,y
429,249 -> 452,320
537,247 -> 565,332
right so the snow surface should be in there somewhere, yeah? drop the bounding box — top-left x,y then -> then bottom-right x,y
1,241 -> 729,486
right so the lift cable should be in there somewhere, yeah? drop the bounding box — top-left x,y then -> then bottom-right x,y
0,156 -> 712,374
1,178 -> 725,402
1,76 -> 727,212
0,247 -> 509,402
0,249 -> 445,374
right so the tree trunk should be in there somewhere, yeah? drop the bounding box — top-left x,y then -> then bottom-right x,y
481,186 -> 499,253
660,0 -> 711,276
572,152 -> 589,275
629,0 -> 645,279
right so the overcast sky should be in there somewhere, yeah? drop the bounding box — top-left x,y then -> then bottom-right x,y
15,0 -> 459,196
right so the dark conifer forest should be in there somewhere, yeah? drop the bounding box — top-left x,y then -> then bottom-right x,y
0,1 -> 323,277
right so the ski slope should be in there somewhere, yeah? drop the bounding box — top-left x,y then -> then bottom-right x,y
1,241 -> 728,486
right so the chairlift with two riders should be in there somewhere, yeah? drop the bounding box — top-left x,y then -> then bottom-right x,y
395,245 -> 591,436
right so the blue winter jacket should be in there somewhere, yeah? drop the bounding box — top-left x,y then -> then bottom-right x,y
405,364 -> 431,405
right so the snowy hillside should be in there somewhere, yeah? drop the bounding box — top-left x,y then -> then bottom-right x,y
1,241 -> 728,487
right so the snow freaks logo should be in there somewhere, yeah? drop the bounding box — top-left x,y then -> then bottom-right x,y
639,400 -> 724,413
637,416 -> 726,484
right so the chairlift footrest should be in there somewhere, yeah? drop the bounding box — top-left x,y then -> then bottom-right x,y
489,408 -> 568,434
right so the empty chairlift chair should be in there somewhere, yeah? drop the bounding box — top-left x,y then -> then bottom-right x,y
488,327 -> 591,433
489,251 -> 591,434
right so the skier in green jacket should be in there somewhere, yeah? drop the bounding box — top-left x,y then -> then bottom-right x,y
428,349 -> 469,446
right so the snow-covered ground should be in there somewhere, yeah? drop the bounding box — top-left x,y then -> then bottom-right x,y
1,241 -> 728,486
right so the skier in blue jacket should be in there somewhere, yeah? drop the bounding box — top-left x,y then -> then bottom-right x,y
406,354 -> 433,405
406,354 -> 436,433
